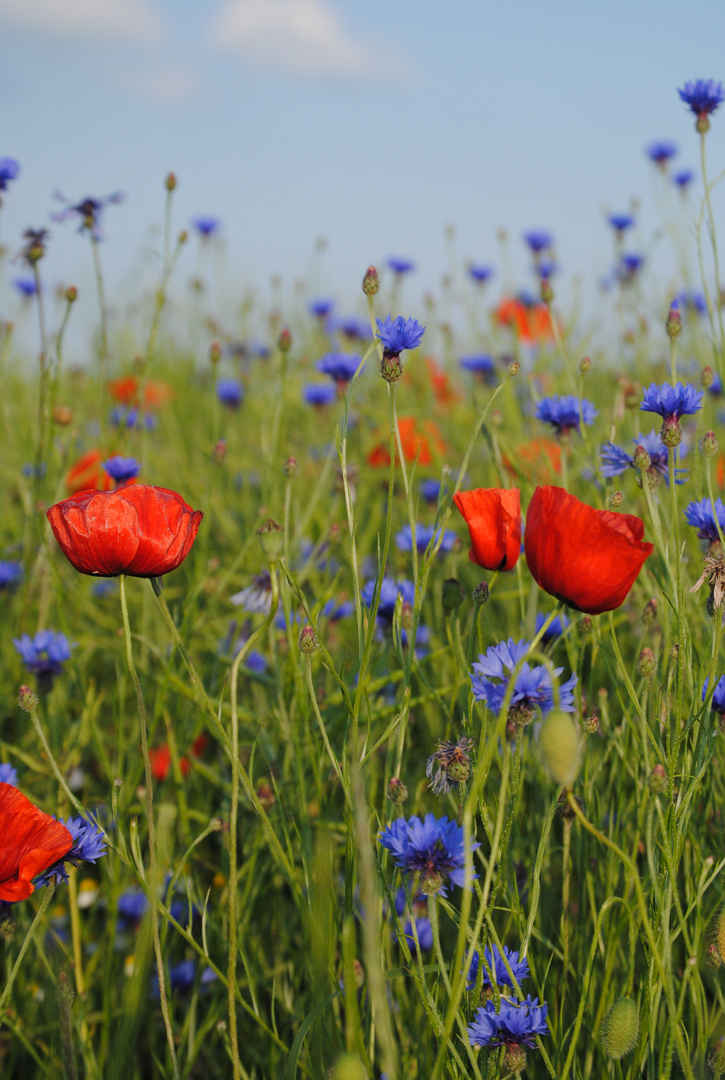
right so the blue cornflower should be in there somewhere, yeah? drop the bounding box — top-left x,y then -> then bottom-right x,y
523,230 -> 553,254
321,599 -> 355,621
361,577 -> 415,621
536,394 -> 597,436
535,611 -> 568,643
0,561 -> 22,589
534,259 -> 558,280
193,216 -> 220,237
469,264 -> 494,284
641,382 -> 703,419
685,497 -> 725,542
703,675 -> 725,714
216,378 -> 244,408
393,887 -> 432,951
117,887 -> 149,927
375,315 -> 425,356
470,638 -> 577,722
618,253 -> 645,281
170,960 -> 196,991
309,298 -> 334,318
230,572 -> 273,615
243,650 -> 267,674
304,384 -> 337,406
378,813 -> 479,895
53,191 -> 124,240
395,524 -> 457,555
13,277 -> 37,298
420,479 -> 441,503
674,169 -> 695,189
678,79 -> 725,119
0,158 -> 20,191
109,407 -> 156,430
91,580 -> 118,598
388,258 -> 415,274
14,631 -> 72,676
466,943 -> 530,991
316,352 -> 361,384
678,290 -> 707,317
460,354 -> 495,381
36,815 -> 107,887
102,455 -> 141,483
608,213 -> 635,233
0,763 -> 18,786
646,140 -> 677,165
334,315 -> 370,341
601,429 -> 688,484
467,995 -> 549,1049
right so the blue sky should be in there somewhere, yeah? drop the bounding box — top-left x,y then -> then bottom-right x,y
2,0 -> 725,349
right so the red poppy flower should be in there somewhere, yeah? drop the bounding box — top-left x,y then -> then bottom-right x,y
524,485 -> 654,615
46,485 -> 203,578
367,417 -> 448,468
453,487 -> 521,571
496,297 -> 555,344
0,783 -> 73,902
108,377 -> 174,409
66,449 -> 114,495
425,358 -> 460,406
149,746 -> 190,782
503,438 -> 562,484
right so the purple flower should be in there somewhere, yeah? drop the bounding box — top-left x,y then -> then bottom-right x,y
674,169 -> 695,189
467,944 -> 530,991
393,887 -> 432,951
535,611 -> 568,643
109,407 -> 156,430
117,887 -> 149,926
678,79 -> 725,118
14,631 -> 72,676
536,394 -> 597,435
468,995 -> 549,1049
334,315 -> 370,341
303,384 -> 337,407
703,674 -> 725,714
13,277 -> 37,298
375,315 -> 425,356
395,524 -> 456,555
646,140 -> 677,164
618,253 -> 645,282
0,763 -> 18,786
378,813 -> 479,895
36,815 -> 107,887
601,429 -> 688,483
102,455 -> 141,483
470,638 -> 577,720
321,599 -> 354,621
388,258 -> 415,274
0,158 -> 20,192
309,298 -> 334,319
420,479 -> 441,503
216,378 -> 244,408
0,561 -> 23,589
678,290 -> 707,317
685,497 -> 725,542
641,382 -> 703,419
468,264 -> 494,284
193,216 -> 220,237
460,354 -> 495,381
170,960 -> 196,991
608,213 -> 635,233
315,352 -> 361,384
523,230 -> 553,254
361,577 -> 414,621
53,191 -> 124,241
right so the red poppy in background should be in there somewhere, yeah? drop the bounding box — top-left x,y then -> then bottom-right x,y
425,358 -> 460,406
108,377 -> 174,409
0,783 -> 73,902
453,487 -> 521,571
367,417 -> 448,468
149,746 -> 190,782
503,438 -> 562,484
66,450 -> 114,495
496,297 -> 555,344
47,485 -> 203,578
524,486 -> 653,615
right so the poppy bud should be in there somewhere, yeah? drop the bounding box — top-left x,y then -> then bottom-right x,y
47,486 -> 202,578
600,997 -> 639,1059
298,625 -> 318,654
361,265 -> 379,296
453,487 -> 521,572
703,430 -> 719,457
539,712 -> 583,788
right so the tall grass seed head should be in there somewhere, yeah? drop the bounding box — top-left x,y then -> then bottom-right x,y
539,712 -> 583,788
600,997 -> 639,1059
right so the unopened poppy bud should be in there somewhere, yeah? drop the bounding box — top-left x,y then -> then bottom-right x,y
298,625 -> 318,654
165,172 -> 177,191
278,327 -> 292,353
65,285 -> 77,303
702,365 -> 715,389
540,278 -> 554,304
703,430 -> 719,456
380,352 -> 403,383
666,303 -> 682,338
632,444 -> 651,471
637,647 -> 656,679
52,405 -> 73,426
400,602 -> 414,632
256,518 -> 283,560
18,685 -> 39,713
362,265 -> 379,296
648,762 -> 667,794
209,340 -> 221,365
473,581 -> 490,608
508,359 -> 520,376
442,577 -> 465,616
539,712 -> 583,788
660,415 -> 682,448
284,456 -> 297,478
600,997 -> 639,1060
609,491 -> 623,509
387,776 -> 408,804
583,714 -> 599,735
641,597 -> 658,626
579,355 -> 591,373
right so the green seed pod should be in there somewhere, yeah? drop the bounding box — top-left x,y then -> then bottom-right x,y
714,908 -> 725,963
600,997 -> 639,1059
330,1054 -> 368,1080
539,712 -> 583,788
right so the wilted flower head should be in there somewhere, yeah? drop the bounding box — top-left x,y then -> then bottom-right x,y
536,395 -> 597,436
426,737 -> 474,794
53,191 -> 124,240
375,315 -> 425,356
378,812 -> 479,895
470,638 -> 577,724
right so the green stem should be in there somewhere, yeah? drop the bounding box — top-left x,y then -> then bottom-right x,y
0,882 -> 55,1023
90,236 -> 109,374
701,131 -> 725,366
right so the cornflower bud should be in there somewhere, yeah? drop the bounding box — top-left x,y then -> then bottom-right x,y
284,456 -> 297,478
540,279 -> 554,304
473,581 -> 490,608
298,625 -> 318,655
579,355 -> 591,373
702,365 -> 715,389
380,352 -> 403,383
649,762 -> 667,794
609,491 -> 623,509
641,598 -> 658,626
65,285 -> 78,303
165,172 -> 177,191
508,359 -> 520,377
632,444 -> 651,471
18,685 -> 39,712
209,340 -> 221,365
362,265 -> 379,296
660,416 -> 682,448
637,647 -> 656,679
278,327 -> 292,353
579,615 -> 592,633
583,714 -> 600,735
504,1045 -> 527,1076
387,776 -> 408,804
666,303 -> 682,338
178,229 -> 188,244
703,430 -> 719,457
697,113 -> 710,134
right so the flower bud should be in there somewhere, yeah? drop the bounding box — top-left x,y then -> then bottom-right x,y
52,405 -> 73,426
508,359 -> 520,377
641,598 -> 658,626
600,997 -> 639,1060
648,762 -> 667,794
178,229 -> 188,245
632,444 -> 651,471
539,712 -> 583,788
504,1044 -> 527,1076
660,415 -> 682,448
540,278 -> 554,304
284,456 -> 297,478
609,491 -> 623,509
703,429 -> 719,457
579,615 -> 592,634
212,438 -> 226,463
442,578 -> 464,616
380,352 -> 403,383
209,340 -> 221,365
490,408 -> 503,427
706,942 -> 722,969
473,581 -> 490,608
715,908 -> 725,964
65,285 -> 78,303
579,355 -> 591,373
400,602 -> 414,632
666,303 -> 682,338
697,113 -> 710,134
362,265 -> 379,296
702,365 -> 715,389
165,172 -> 177,191
256,781 -> 275,810
298,625 -> 318,654
256,519 -> 283,560
18,685 -> 39,712
278,327 -> 292,353
637,647 -> 656,679
583,714 -> 599,735
387,776 -> 408,804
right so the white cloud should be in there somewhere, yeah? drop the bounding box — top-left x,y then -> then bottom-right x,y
208,0 -> 405,81
0,0 -> 165,45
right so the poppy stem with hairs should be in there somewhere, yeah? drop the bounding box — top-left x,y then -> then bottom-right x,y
0,881 -> 55,1022
118,573 -> 180,1080
22,690 -> 86,818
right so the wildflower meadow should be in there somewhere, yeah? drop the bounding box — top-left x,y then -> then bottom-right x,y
5,77 -> 725,1080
